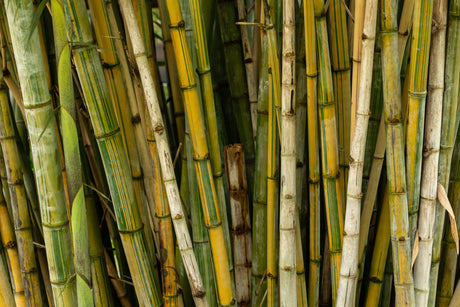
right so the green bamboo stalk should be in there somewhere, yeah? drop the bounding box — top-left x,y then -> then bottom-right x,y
64,0 -> 162,304
380,0 -> 415,302
185,122 -> 217,307
327,0 -> 351,208
188,0 -> 234,288
251,33 -> 269,307
380,251 -> 394,307
3,1 -> 77,305
314,0 -> 344,303
303,1 -> 321,305
405,0 -> 434,246
0,243 -> 14,306
216,0 -> 255,196
51,1 -> 93,305
0,72 -> 42,306
364,189 -> 390,307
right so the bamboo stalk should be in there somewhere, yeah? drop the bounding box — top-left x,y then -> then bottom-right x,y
279,0 -> 297,304
314,0 -> 344,303
429,0 -> 460,303
118,1 -> 211,305
336,0 -> 379,302
3,1 -> 77,305
398,0 -> 415,67
0,178 -> 26,306
304,1 -> 321,305
380,0 -> 415,302
65,0 -> 162,304
251,32 -> 269,306
0,72 -> 42,306
0,243 -> 14,306
364,188 -> 390,307
412,0 -> 446,302
405,0 -> 434,245
224,144 -> 252,307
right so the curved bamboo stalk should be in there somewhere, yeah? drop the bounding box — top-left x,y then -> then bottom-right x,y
3,1 -> 77,305
412,0 -> 446,302
429,0 -> 460,304
118,1 -> 210,305
314,0 -> 344,303
65,0 -> 162,305
336,0 -> 379,302
279,0 -> 297,304
0,73 -> 42,306
303,1 -> 321,305
380,0 -> 415,302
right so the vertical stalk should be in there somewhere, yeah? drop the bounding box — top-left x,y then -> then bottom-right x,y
0,243 -> 14,306
380,0 -> 415,302
314,0 -> 344,303
279,0 -> 297,304
3,1 -> 77,305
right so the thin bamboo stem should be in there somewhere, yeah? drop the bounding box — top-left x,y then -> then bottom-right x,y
0,243 -> 14,306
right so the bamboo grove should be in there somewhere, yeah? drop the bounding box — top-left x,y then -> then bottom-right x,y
0,0 -> 459,306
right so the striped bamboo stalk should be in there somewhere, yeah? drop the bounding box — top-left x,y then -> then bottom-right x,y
185,122 -> 218,307
251,32 -> 269,306
85,189 -> 115,307
364,188 -> 390,307
0,178 -> 26,306
429,0 -> 460,303
412,0 -> 446,302
279,0 -> 297,304
327,0 -> 351,208
0,72 -> 42,306
118,1 -> 211,305
51,1 -> 93,305
336,0 -> 379,301
224,144 -> 252,307
438,124 -> 460,306
314,0 -> 344,303
303,1 -> 321,305
405,0 -> 434,244
88,0 -> 158,256
65,0 -> 162,305
0,243 -> 14,306
216,0 -> 255,195
188,0 -> 234,287
380,0 -> 415,302
3,1 -> 77,305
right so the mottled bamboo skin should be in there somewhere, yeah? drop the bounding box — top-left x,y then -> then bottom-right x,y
3,1 -> 77,305
380,0 -> 415,303
304,1 -> 321,305
431,0 -> 460,304
314,0 -> 344,304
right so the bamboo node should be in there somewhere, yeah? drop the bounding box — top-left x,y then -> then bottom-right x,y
173,213 -> 183,220
398,236 -> 407,242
